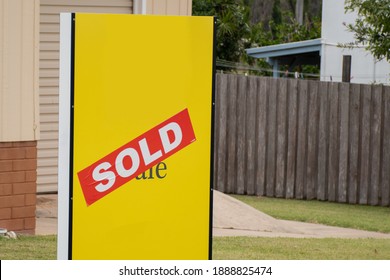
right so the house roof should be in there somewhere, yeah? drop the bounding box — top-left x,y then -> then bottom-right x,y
246,38 -> 323,59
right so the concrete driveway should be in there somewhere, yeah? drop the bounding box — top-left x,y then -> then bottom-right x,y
213,191 -> 390,238
36,191 -> 390,239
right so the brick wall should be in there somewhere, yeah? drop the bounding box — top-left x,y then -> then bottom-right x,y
0,141 -> 37,234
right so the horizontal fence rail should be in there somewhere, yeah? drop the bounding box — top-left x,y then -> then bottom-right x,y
213,73 -> 390,206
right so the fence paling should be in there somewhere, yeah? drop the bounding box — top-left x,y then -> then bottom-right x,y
381,87 -> 390,206
245,76 -> 257,195
214,73 -> 390,207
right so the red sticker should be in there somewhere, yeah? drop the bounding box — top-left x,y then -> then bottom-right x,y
77,108 -> 196,206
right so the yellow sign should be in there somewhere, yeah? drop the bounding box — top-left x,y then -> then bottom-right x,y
70,14 -> 214,259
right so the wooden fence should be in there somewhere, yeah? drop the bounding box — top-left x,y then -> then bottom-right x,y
213,73 -> 390,206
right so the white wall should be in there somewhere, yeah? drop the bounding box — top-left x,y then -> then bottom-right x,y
320,0 -> 390,84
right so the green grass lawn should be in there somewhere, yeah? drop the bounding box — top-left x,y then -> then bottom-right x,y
1,195 -> 390,260
213,237 -> 390,259
0,235 -> 57,260
232,195 -> 390,233
1,235 -> 389,260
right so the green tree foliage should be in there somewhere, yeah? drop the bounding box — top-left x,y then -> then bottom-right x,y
258,13 -> 321,46
272,0 -> 282,26
193,0 -> 321,73
192,0 -> 252,62
344,0 -> 390,61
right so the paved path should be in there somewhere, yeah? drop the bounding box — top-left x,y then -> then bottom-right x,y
213,191 -> 390,238
36,191 -> 390,239
35,194 -> 58,235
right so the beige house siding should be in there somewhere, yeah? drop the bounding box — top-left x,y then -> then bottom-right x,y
0,0 -> 40,142
145,0 -> 192,15
0,0 -> 39,233
38,0 -> 192,193
38,0 -> 133,193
